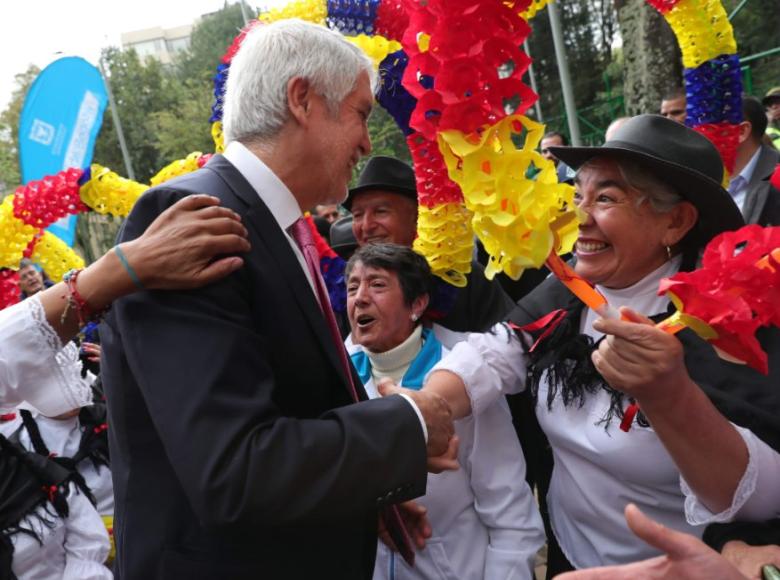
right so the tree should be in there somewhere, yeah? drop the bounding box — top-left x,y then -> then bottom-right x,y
0,65 -> 40,194
613,0 -> 682,115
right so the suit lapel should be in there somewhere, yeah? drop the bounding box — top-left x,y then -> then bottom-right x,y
204,157 -> 356,394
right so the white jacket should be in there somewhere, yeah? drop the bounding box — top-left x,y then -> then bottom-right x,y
347,324 -> 544,580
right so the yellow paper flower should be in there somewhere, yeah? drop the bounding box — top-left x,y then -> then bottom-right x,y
0,196 -> 39,270
438,114 -> 578,281
212,121 -> 225,153
664,0 -> 736,68
511,0 -> 552,21
346,34 -> 402,69
414,202 -> 474,287
150,152 -> 204,187
80,165 -> 149,218
259,0 -> 327,25
30,231 -> 85,282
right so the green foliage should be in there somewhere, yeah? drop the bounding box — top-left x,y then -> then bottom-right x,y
352,106 -> 411,184
0,65 -> 40,193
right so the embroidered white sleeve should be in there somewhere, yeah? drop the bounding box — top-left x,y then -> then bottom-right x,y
683,424 -> 780,524
0,295 -> 91,416
429,323 -> 526,416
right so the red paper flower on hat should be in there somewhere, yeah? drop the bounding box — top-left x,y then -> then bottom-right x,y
658,225 -> 780,374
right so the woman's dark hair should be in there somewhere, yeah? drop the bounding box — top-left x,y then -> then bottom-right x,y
346,243 -> 433,307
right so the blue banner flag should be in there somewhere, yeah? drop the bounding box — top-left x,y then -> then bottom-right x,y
18,57 -> 108,246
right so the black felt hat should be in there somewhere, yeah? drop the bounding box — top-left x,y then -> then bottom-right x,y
344,156 -> 417,211
548,114 -> 744,245
329,216 -> 358,259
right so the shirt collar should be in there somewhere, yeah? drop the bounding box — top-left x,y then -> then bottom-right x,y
222,141 -> 302,231
736,146 -> 762,186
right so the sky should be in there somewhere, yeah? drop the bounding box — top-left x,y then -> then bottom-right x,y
0,1 -> 285,110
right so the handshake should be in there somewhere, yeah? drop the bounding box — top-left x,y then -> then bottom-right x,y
378,380 -> 460,473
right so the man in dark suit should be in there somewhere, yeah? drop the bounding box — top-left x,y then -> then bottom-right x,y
729,96 -> 780,225
101,20 -> 455,579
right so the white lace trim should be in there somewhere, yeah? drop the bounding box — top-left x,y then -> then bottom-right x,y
26,295 -> 92,412
682,424 -> 758,525
27,294 -> 63,353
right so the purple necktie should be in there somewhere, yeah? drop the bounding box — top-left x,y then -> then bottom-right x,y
289,217 -> 416,567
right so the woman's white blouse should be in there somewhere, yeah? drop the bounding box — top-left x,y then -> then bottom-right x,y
432,258 -> 774,568
10,483 -> 111,579
0,295 -> 93,416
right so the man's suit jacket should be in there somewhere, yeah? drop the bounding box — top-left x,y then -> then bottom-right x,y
101,155 -> 427,579
742,145 -> 780,226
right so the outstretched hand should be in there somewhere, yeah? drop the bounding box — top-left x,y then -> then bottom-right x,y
378,379 -> 459,473
591,307 -> 692,406
555,504 -> 745,580
122,194 -> 251,290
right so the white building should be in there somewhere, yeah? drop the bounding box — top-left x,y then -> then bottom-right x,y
120,23 -> 195,64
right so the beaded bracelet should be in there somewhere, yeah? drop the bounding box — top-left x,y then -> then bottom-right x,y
60,269 -> 108,327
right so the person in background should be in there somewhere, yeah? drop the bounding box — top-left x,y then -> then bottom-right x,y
660,87 -> 687,123
344,244 -> 545,580
315,203 -> 341,224
345,155 -> 514,334
541,131 -> 575,184
17,258 -> 51,300
763,87 -> 780,149
727,96 -> 780,225
604,117 -> 630,142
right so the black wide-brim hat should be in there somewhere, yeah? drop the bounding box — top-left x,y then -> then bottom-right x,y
344,156 -> 417,211
549,114 -> 744,246
329,215 -> 358,259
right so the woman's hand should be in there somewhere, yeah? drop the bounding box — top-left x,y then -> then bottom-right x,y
81,342 -> 101,363
555,504 -> 745,580
120,194 -> 251,290
721,540 -> 780,580
591,306 -> 693,406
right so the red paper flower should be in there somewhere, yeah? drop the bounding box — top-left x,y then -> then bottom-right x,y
0,269 -> 20,311
407,133 -> 463,208
659,225 -> 780,374
693,122 -> 740,174
12,167 -> 87,230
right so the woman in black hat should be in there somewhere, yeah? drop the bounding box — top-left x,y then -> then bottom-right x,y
405,115 -> 780,576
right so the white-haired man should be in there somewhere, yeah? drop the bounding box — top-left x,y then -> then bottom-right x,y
102,20 -> 454,580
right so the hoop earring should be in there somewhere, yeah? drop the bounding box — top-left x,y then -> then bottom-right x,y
666,246 -> 672,261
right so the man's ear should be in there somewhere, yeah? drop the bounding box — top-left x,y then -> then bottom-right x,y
287,77 -> 312,126
663,201 -> 698,247
738,120 -> 753,145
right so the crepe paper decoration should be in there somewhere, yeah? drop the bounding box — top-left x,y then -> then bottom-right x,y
327,0 -> 381,35
517,0 -> 553,20
212,121 -> 225,153
656,225 -> 780,375
346,34 -> 402,69
0,269 -> 20,311
12,168 -> 87,230
414,202 -> 474,287
662,0 -> 736,69
692,122 -> 740,174
684,54 -> 742,126
0,197 -> 40,270
377,50 -> 417,136
29,231 -> 85,284
545,252 -> 623,320
150,152 -> 209,187
210,63 -> 229,123
771,165 -> 780,191
407,133 -> 464,208
438,114 -> 579,281
374,0 -> 409,41
258,0 -> 327,25
79,165 -> 149,217
645,0 -> 684,12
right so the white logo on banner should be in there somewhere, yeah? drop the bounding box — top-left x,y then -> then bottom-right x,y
29,119 -> 55,145
63,90 -> 100,169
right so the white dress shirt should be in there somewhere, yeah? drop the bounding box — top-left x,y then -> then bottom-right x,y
728,147 -> 761,214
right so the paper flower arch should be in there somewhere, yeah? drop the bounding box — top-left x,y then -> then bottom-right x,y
0,0 -> 746,311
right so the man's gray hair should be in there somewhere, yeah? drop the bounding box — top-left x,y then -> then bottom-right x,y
222,19 -> 376,145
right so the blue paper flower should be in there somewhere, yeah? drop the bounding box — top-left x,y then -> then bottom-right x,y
326,0 -> 381,35
377,49 -> 417,136
684,54 -> 743,126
